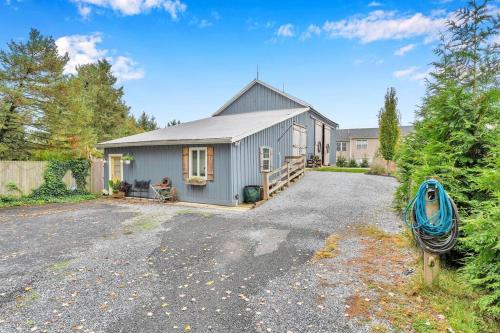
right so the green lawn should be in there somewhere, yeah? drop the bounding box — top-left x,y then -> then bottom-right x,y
309,166 -> 369,173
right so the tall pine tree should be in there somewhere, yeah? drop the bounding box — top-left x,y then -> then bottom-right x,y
378,87 -> 400,170
0,29 -> 68,159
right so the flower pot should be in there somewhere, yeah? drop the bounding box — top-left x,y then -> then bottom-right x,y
124,160 -> 131,165
112,191 -> 125,198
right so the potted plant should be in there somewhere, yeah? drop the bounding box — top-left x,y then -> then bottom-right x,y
123,154 -> 134,165
108,179 -> 125,198
186,176 -> 207,186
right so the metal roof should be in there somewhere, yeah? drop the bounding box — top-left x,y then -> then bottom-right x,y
336,126 -> 413,141
212,79 -> 312,116
96,108 -> 310,148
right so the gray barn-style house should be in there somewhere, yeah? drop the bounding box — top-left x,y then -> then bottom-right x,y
97,79 -> 338,206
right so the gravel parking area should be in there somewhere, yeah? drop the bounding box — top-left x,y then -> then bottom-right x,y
0,171 -> 403,333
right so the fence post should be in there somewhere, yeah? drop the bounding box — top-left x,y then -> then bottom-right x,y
262,171 -> 270,200
287,162 -> 291,187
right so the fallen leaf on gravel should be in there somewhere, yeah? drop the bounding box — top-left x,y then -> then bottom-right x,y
184,324 -> 191,332
161,303 -> 169,307
206,281 -> 215,286
99,303 -> 108,310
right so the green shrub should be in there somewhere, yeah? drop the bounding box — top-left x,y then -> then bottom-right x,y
348,159 -> 358,168
395,1 -> 499,318
360,158 -> 369,168
367,164 -> 387,175
336,155 -> 347,167
5,182 -> 23,196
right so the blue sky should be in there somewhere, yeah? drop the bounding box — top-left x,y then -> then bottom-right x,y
1,0 -> 468,128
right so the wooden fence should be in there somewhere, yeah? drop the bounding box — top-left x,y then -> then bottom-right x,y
0,160 -> 104,196
262,155 -> 305,200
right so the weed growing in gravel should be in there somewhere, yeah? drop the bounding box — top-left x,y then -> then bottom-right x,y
123,214 -> 164,234
15,290 -> 40,308
313,234 -> 339,261
50,260 -> 71,272
175,209 -> 213,217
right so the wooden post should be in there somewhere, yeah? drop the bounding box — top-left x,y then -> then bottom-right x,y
262,172 -> 270,200
287,162 -> 291,187
423,186 -> 440,287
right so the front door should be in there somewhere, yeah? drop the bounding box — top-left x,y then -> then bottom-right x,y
109,155 -> 123,182
292,124 -> 306,156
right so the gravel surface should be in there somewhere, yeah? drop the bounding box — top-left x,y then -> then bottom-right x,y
0,171 -> 403,333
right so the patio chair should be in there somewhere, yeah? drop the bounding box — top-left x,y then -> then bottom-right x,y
151,177 -> 177,202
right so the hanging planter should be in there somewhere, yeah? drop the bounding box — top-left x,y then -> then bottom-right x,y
123,154 -> 134,165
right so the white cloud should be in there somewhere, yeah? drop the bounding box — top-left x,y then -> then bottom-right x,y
368,1 -> 382,7
247,18 -> 274,31
393,66 -> 430,81
276,23 -> 294,37
77,4 -> 92,19
72,0 -> 187,19
56,33 -> 144,82
299,24 -> 321,41
393,66 -> 418,78
112,56 -> 145,80
323,10 -> 447,43
394,43 -> 416,56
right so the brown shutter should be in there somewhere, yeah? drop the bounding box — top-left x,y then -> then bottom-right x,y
207,146 -> 214,181
182,147 -> 189,181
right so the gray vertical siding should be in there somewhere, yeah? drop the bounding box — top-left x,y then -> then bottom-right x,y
219,83 -> 303,116
231,111 -> 319,204
104,144 -> 233,206
330,127 -> 337,165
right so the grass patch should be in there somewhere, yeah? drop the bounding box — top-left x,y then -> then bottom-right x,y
0,194 -> 99,208
50,260 -> 72,272
313,234 -> 339,261
175,209 -> 213,217
15,290 -> 40,308
122,214 -> 164,234
309,166 -> 368,173
353,224 -> 499,333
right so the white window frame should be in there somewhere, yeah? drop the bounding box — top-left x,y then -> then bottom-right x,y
356,139 -> 367,150
108,154 -> 123,191
260,146 -> 272,172
337,142 -> 347,152
189,147 -> 208,179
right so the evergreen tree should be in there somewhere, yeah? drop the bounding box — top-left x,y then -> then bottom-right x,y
167,119 -> 181,127
378,87 -> 400,169
137,111 -> 158,131
0,29 -> 68,159
76,59 -> 137,142
396,0 -> 499,316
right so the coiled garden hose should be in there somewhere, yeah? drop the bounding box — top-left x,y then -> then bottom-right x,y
403,179 -> 460,254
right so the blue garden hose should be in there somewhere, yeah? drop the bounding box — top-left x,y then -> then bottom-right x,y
404,179 -> 459,254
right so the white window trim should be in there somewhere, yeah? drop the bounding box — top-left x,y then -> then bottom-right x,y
260,146 -> 272,172
108,154 -> 123,191
337,142 -> 347,152
189,147 -> 208,179
356,139 -> 368,150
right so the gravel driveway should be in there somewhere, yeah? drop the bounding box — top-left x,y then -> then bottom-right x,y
0,171 -> 403,333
